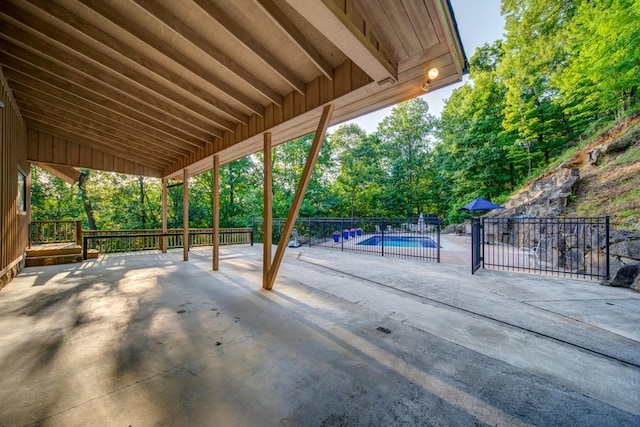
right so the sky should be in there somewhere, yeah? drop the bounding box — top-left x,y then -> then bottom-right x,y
331,0 -> 505,134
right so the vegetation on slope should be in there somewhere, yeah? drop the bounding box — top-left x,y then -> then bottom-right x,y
569,117 -> 640,230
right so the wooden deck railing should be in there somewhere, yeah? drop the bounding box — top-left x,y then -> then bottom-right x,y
82,228 -> 253,255
30,220 -> 82,246
30,222 -> 253,255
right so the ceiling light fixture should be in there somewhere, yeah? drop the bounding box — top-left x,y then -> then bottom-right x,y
420,67 -> 439,93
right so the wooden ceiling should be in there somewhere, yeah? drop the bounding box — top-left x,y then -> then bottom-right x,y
0,0 -> 466,178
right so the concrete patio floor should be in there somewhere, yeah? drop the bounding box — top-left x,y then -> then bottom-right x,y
0,245 -> 639,426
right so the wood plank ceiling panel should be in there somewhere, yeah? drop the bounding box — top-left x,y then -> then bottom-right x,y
0,6 -> 228,136
2,67 -> 210,150
0,0 -> 466,177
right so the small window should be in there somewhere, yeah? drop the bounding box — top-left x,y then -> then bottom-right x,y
17,171 -> 26,212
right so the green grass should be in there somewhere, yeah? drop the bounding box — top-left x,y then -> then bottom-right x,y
611,143 -> 640,165
618,187 -> 640,203
618,209 -> 637,219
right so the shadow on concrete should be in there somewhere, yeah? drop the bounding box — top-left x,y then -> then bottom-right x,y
0,247 -> 638,425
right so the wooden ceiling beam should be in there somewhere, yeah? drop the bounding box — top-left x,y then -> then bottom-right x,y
283,0 -> 397,83
3,68 -> 212,150
9,79 -> 205,155
25,119 -> 172,171
0,53 -> 214,146
35,163 -> 82,185
191,0 -> 306,95
77,0 -> 265,116
132,0 -> 282,106
0,18 -> 228,138
21,0 -> 248,126
13,90 -> 192,158
255,0 -> 334,80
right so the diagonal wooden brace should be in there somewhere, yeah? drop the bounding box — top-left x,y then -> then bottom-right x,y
264,104 -> 334,290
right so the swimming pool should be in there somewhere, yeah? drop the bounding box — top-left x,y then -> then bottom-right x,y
357,235 -> 439,248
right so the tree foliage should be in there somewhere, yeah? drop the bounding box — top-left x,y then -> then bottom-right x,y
553,0 -> 640,124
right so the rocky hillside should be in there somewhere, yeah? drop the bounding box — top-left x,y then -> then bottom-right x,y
494,112 -> 640,232
488,113 -> 640,278
570,116 -> 640,231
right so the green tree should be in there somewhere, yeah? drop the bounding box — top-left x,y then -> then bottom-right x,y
328,125 -> 385,217
30,165 -> 82,221
499,0 -> 577,165
219,157 -> 260,227
434,42 -> 515,223
270,134 -> 335,218
553,0 -> 640,126
376,98 -> 436,217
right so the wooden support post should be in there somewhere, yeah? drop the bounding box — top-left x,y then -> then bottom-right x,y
183,168 -> 189,261
212,155 -> 220,271
161,177 -> 168,253
263,132 -> 272,288
75,220 -> 82,247
265,104 -> 334,290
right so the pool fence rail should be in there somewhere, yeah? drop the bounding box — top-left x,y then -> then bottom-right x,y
252,216 -> 441,262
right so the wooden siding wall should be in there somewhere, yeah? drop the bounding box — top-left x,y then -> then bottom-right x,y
27,129 -> 163,177
0,68 -> 28,287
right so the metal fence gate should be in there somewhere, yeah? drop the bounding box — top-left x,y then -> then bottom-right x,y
471,218 -> 482,274
253,216 -> 441,262
472,216 -> 609,281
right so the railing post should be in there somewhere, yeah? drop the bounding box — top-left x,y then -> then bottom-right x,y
436,219 -> 441,263
82,235 -> 88,260
605,216 -> 610,280
481,217 -> 485,268
250,229 -> 254,246
75,220 -> 83,246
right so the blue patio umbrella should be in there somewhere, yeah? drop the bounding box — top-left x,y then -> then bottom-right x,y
459,197 -> 505,211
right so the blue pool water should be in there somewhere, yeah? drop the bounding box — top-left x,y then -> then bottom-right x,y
357,235 -> 439,248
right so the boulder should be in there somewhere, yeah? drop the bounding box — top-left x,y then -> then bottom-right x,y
584,250 -> 608,279
588,148 -> 602,165
602,135 -> 635,155
609,238 -> 640,260
609,264 -> 640,289
565,248 -> 585,273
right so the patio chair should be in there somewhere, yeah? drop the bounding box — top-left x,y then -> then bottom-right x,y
463,223 -> 472,242
375,225 -> 381,233
520,239 -> 543,268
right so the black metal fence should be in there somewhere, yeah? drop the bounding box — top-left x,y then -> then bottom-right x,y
253,216 -> 441,262
478,216 -> 609,280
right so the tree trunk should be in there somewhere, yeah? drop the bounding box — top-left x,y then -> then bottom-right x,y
509,162 -> 515,188
77,170 -> 97,230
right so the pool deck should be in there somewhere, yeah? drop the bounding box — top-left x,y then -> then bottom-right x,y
0,244 -> 638,426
